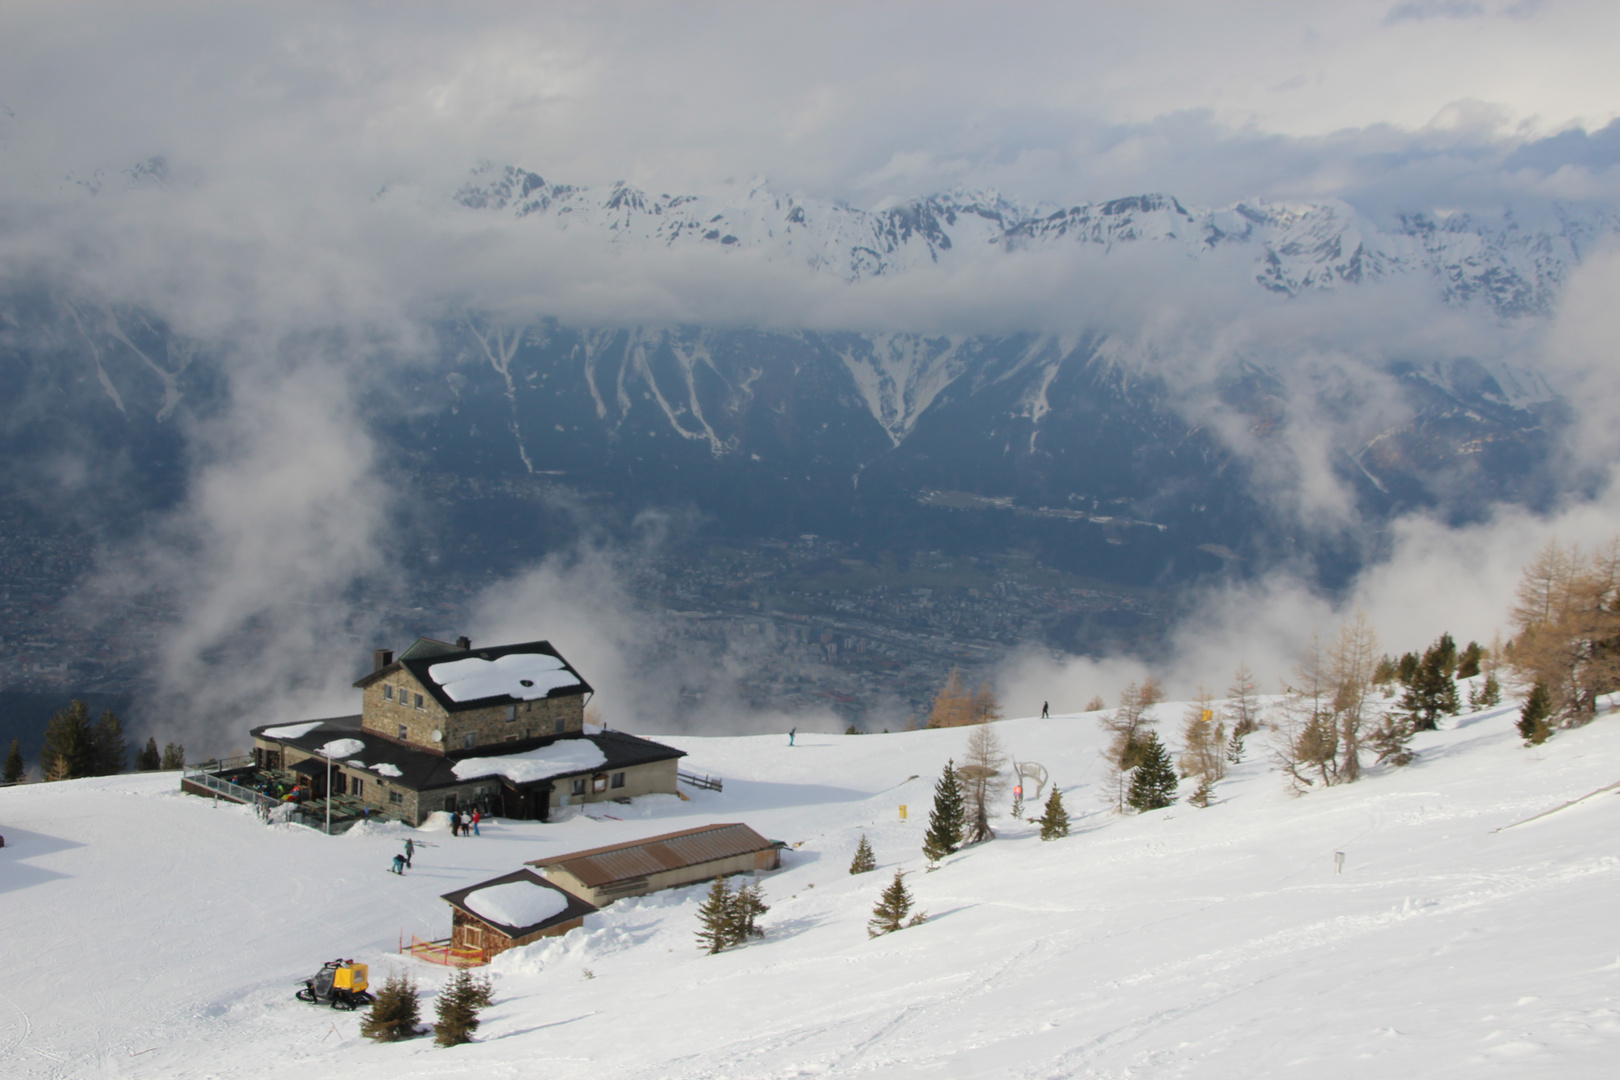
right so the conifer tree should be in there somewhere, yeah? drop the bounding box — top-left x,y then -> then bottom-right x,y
961,720 -> 1007,845
1188,774 -> 1214,807
1099,679 -> 1163,811
926,669 -> 973,728
1224,662 -> 1263,736
1369,714 -> 1415,767
922,759 -> 965,863
1126,731 -> 1177,811
1473,672 -> 1502,708
433,968 -> 486,1047
3,738 -> 24,783
695,876 -> 737,954
1225,728 -> 1246,764
160,742 -> 185,770
1517,680 -> 1553,745
39,701 -> 96,781
360,972 -> 420,1042
135,737 -> 162,771
733,880 -> 769,939
1400,635 -> 1460,731
868,870 -> 925,937
91,710 -> 128,776
1455,641 -> 1483,679
849,834 -> 876,874
1038,787 -> 1069,840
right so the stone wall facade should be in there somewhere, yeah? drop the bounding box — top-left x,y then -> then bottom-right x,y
551,757 -> 679,810
358,669 -> 585,753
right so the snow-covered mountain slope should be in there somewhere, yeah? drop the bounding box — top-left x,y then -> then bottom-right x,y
454,165 -> 1620,317
3,693 -> 1617,1079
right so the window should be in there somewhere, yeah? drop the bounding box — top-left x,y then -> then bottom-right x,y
352,777 -> 364,797
398,724 -> 408,740
505,705 -> 516,722
571,778 -> 586,796
383,685 -> 393,700
554,717 -> 566,734
610,771 -> 626,789
388,791 -> 403,805
592,773 -> 608,794
463,732 -> 477,750
414,693 -> 424,710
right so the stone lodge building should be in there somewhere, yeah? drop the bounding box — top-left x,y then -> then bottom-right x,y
250,636 -> 685,825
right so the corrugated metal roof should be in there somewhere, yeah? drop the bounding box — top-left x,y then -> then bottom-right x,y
527,823 -> 773,889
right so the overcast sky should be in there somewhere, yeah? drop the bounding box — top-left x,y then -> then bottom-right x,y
3,1 -> 1618,215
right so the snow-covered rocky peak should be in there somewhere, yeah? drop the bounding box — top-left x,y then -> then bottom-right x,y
453,164 -> 1620,317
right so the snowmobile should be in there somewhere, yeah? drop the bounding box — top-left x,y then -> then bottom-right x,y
295,959 -> 373,1010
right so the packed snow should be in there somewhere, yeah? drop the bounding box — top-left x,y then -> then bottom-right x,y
463,880 -> 570,931
318,738 -> 366,759
260,721 -> 323,739
3,690 -> 1619,1079
428,652 -> 580,702
373,763 -> 402,778
451,740 -> 607,782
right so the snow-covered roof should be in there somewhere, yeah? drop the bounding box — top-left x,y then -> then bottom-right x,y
464,880 -> 568,931
428,652 -> 581,703
452,740 -> 608,783
440,869 -> 596,938
261,721 -> 323,739
318,738 -> 365,759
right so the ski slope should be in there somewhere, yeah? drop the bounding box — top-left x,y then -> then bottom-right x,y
1,695 -> 1617,1079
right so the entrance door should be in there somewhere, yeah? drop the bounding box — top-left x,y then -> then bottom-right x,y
332,771 -> 347,797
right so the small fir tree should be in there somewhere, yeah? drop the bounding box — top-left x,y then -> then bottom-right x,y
433,968 -> 486,1047
695,876 -> 737,954
868,870 -> 925,937
1038,787 -> 1069,840
134,737 -> 162,771
91,710 -> 128,776
1517,681 -> 1553,745
1225,729 -> 1246,764
1468,673 -> 1502,710
360,972 -> 420,1042
1369,715 -> 1415,766
40,702 -> 97,781
849,834 -> 876,874
1188,775 -> 1214,808
921,759 -> 966,863
160,742 -> 185,770
3,737 -> 25,783
1455,641 -> 1483,679
733,880 -> 769,939
1126,731 -> 1178,812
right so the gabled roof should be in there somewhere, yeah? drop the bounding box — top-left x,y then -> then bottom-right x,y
440,869 -> 597,939
250,720 -> 684,793
354,638 -> 594,713
527,823 -> 775,889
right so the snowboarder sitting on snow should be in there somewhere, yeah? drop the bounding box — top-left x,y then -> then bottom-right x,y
390,853 -> 406,875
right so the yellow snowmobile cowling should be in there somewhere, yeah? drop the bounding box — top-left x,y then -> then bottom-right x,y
334,963 -> 367,991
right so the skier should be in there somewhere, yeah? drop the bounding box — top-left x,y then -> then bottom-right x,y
403,838 -> 414,869
1041,701 -> 1050,719
471,809 -> 481,836
390,853 -> 406,875
788,727 -> 797,746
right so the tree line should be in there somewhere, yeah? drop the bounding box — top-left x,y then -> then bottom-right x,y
2,700 -> 185,783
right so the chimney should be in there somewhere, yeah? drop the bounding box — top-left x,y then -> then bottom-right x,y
373,648 -> 394,671
455,636 -> 471,651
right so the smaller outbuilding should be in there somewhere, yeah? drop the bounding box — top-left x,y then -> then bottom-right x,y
527,822 -> 781,907
440,869 -> 597,960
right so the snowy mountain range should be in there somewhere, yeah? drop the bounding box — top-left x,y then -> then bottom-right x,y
455,164 -> 1620,317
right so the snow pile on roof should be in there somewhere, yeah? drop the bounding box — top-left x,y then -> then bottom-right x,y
464,880 -> 570,931
452,740 -> 607,783
261,721 -> 322,739
373,763 -> 402,777
428,652 -> 580,702
317,738 -> 365,759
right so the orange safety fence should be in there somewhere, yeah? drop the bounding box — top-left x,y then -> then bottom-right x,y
403,935 -> 488,968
